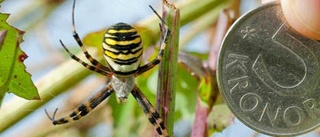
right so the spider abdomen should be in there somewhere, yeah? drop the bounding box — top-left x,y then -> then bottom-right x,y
110,75 -> 135,103
103,22 -> 142,75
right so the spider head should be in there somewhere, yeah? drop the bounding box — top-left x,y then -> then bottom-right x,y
102,22 -> 143,75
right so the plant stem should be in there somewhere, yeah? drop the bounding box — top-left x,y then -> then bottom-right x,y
0,51 -> 93,132
138,0 -> 232,34
156,1 -> 179,137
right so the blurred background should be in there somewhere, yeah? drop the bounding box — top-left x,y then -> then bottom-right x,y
0,0 -> 319,137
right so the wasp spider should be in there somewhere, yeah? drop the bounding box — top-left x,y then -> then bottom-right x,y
45,0 -> 170,136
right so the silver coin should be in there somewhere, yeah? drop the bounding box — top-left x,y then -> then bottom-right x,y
217,2 -> 320,136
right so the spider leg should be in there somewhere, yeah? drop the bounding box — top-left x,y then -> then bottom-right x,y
59,40 -> 111,76
135,7 -> 171,76
45,84 -> 114,125
131,85 -> 168,137
71,0 -> 110,71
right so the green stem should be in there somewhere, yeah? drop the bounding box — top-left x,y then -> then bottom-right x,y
179,6 -> 222,49
138,0 -> 232,33
156,1 -> 179,137
0,51 -> 94,132
9,1 -> 64,30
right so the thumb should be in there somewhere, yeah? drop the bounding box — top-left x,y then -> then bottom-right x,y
281,0 -> 320,40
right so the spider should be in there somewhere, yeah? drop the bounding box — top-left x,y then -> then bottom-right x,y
45,0 -> 170,136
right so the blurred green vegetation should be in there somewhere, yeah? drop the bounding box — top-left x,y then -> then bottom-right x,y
0,0 -> 238,137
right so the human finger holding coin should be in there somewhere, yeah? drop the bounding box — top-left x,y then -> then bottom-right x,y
262,0 -> 320,40
217,1 -> 320,136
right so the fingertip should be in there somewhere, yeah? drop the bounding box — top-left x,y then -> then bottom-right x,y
281,0 -> 320,40
261,0 -> 279,4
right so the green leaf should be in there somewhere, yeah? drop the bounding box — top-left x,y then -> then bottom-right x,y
176,65 -> 198,119
83,29 -> 105,53
179,51 -> 226,136
207,104 -> 234,133
0,13 -> 39,106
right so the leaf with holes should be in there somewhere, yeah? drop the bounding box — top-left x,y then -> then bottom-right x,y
0,13 -> 39,107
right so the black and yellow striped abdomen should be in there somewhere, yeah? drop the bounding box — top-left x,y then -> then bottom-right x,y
103,22 -> 142,75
